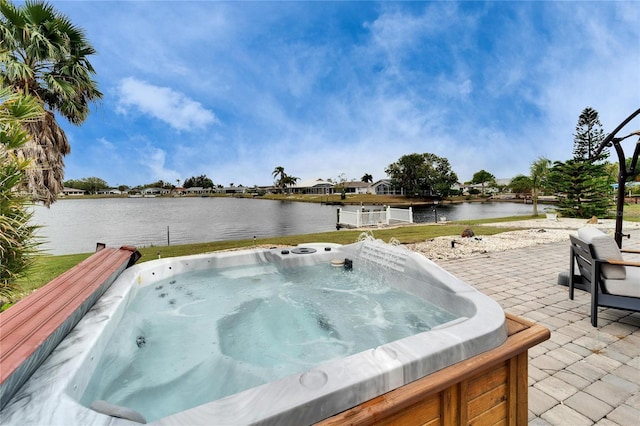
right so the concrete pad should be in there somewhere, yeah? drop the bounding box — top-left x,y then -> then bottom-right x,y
564,391 -> 613,422
546,347 -> 584,366
584,380 -> 633,407
566,361 -> 608,382
601,372 -> 639,394
553,370 -> 592,390
605,403 -> 640,426
582,353 -> 623,372
541,403 -> 593,425
534,376 -> 579,401
529,387 -> 559,416
530,354 -> 568,374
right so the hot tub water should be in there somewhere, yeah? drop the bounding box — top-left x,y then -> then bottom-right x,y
80,262 -> 457,422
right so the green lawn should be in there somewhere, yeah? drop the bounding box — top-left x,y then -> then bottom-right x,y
622,203 -> 640,220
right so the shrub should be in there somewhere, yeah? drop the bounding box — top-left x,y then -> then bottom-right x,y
0,89 -> 43,303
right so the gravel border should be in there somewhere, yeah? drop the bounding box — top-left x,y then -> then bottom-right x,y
407,218 -> 640,261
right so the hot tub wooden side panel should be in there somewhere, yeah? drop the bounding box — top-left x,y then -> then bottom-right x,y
316,314 -> 549,426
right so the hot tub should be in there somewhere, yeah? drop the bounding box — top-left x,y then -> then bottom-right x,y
0,239 -> 507,425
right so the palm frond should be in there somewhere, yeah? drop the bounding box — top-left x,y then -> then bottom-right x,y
2,0 -> 101,205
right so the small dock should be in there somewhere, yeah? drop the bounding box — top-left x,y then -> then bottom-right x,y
337,206 -> 414,228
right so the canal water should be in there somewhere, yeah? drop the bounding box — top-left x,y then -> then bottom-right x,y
31,198 -> 547,255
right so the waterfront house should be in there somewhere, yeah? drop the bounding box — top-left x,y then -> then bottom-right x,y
371,179 -> 404,196
142,187 -> 170,196
184,186 -> 213,195
342,181 -> 373,195
290,178 -> 335,195
60,187 -> 85,196
223,185 -> 246,194
97,188 -> 126,195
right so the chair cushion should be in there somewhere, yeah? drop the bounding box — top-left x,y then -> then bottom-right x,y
604,268 -> 640,297
578,227 -> 626,279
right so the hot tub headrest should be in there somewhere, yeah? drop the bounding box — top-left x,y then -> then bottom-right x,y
90,400 -> 147,424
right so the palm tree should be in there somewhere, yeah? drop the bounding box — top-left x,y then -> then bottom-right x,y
361,173 -> 373,183
1,0 -> 102,206
272,166 -> 286,193
530,157 -> 551,216
280,175 -> 299,194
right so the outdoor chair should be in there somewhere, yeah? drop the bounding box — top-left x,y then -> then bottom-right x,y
568,227 -> 640,327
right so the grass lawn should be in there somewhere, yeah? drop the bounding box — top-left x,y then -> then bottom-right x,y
622,203 -> 640,219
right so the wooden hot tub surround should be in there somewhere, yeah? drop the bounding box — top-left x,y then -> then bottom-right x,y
317,314 -> 550,426
0,245 -> 141,409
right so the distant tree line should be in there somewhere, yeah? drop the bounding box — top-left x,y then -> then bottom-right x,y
63,177 -> 109,194
183,174 -> 214,188
63,174 -> 222,194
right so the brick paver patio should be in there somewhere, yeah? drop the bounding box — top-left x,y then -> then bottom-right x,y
435,229 -> 640,426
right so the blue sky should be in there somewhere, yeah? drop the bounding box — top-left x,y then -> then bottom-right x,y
51,1 -> 639,188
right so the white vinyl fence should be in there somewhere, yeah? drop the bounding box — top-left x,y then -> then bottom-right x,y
337,206 -> 413,228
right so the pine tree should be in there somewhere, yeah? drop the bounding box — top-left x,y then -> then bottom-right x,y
573,107 -> 606,160
548,160 -> 612,218
549,107 -> 613,218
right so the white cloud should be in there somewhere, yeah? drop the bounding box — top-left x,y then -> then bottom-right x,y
97,137 -> 115,150
115,77 -> 218,132
60,2 -> 639,188
365,2 -> 461,54
137,145 -> 181,184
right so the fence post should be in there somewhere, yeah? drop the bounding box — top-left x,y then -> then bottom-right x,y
356,209 -> 361,227
409,206 -> 413,223
386,206 -> 390,225
337,208 -> 341,227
